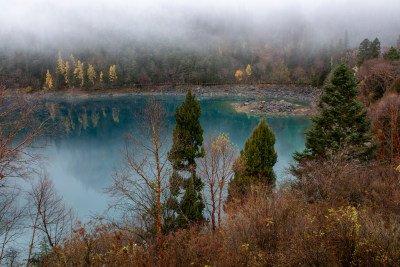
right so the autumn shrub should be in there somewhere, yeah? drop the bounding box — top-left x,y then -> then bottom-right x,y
286,156 -> 400,266
32,163 -> 400,266
355,209 -> 400,266
36,219 -> 154,266
223,185 -> 307,266
369,93 -> 400,164
287,203 -> 400,266
358,164 -> 400,215
291,151 -> 365,205
163,227 -> 226,266
223,185 -> 367,266
357,59 -> 400,105
388,76 -> 400,94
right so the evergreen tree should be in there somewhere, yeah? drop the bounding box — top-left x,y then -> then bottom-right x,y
370,38 -> 381,58
168,89 -> 205,228
294,63 -> 374,162
228,119 -> 277,198
55,53 -> 65,89
64,61 -> 70,86
358,38 -> 371,64
383,47 -> 400,61
67,54 -> 76,86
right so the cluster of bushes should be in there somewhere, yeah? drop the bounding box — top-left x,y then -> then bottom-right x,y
32,161 -> 400,266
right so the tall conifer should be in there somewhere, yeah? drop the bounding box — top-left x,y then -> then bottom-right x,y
168,89 -> 205,227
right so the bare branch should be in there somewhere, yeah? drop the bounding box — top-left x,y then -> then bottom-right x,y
106,97 -> 171,264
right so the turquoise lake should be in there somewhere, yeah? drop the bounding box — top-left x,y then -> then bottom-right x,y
41,95 -> 311,218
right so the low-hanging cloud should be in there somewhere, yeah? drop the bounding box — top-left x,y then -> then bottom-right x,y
1,0 -> 399,51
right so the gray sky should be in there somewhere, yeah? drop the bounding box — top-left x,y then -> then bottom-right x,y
1,0 -> 399,50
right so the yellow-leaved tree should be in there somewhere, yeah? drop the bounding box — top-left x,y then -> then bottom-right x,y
235,70 -> 243,82
246,64 -> 252,83
56,53 -> 65,75
87,64 -> 97,85
109,65 -> 117,83
246,64 -> 252,77
45,69 -> 53,90
99,71 -> 103,83
73,60 -> 84,87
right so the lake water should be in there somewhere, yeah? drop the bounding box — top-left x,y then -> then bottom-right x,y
40,95 -> 311,219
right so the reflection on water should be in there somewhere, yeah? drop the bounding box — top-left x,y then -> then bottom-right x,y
40,95 -> 311,218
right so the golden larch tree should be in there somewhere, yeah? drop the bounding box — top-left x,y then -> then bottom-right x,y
235,70 -> 243,82
109,65 -> 117,83
73,60 -> 84,87
87,64 -> 97,85
45,69 -> 53,89
56,53 -> 65,75
246,64 -> 252,77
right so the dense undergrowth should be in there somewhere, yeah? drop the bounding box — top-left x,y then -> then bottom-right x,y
31,160 -> 400,266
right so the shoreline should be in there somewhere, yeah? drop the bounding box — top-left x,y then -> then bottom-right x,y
26,85 -> 321,116
33,85 -> 320,99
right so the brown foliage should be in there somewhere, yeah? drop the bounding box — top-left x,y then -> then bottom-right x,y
163,227 -> 225,266
293,154 -> 400,216
357,58 -> 400,105
369,93 -> 400,164
40,219 -> 153,266
35,147 -> 400,266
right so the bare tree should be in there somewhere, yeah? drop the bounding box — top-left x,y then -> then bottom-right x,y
199,133 -> 237,232
0,187 -> 25,264
27,173 -> 76,265
0,85 -> 52,265
106,97 -> 170,264
0,88 -> 51,184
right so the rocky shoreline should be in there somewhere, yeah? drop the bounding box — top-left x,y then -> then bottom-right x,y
158,86 -> 320,101
37,85 -> 318,98
33,85 -> 321,116
231,99 -> 317,116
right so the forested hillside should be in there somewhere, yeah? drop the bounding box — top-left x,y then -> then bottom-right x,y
0,36 -> 357,90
